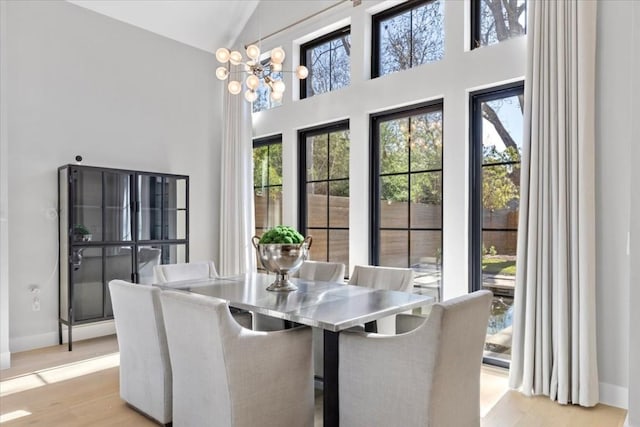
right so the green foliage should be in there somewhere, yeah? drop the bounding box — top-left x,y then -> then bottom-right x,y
259,225 -> 304,245
482,146 -> 520,211
482,257 -> 516,276
253,143 -> 282,200
74,224 -> 91,235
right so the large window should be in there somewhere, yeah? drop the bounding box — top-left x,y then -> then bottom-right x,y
300,27 -> 351,99
253,135 -> 282,237
298,121 -> 350,271
470,82 -> 524,366
371,102 -> 443,300
372,0 -> 444,78
471,0 -> 527,49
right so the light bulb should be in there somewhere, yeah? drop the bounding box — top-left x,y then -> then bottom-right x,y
244,89 -> 257,103
246,74 -> 260,90
271,63 -> 282,72
270,47 -> 286,65
246,44 -> 260,61
229,50 -> 243,65
228,80 -> 242,95
295,65 -> 309,79
272,80 -> 286,94
215,66 -> 229,80
244,60 -> 255,72
215,48 -> 230,63
270,90 -> 283,101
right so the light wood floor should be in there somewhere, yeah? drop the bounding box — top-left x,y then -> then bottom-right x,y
0,335 -> 627,426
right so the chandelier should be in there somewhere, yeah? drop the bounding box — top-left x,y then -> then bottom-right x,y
215,45 -> 309,103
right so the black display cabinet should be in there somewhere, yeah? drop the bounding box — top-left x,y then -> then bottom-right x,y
58,165 -> 189,350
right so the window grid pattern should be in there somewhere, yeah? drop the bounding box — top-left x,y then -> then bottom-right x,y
471,0 -> 527,49
253,136 -> 283,236
298,122 -> 350,270
300,27 -> 351,99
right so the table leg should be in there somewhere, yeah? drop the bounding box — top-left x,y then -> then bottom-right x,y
323,330 -> 340,427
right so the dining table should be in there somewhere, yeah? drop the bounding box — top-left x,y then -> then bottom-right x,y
154,272 -> 433,427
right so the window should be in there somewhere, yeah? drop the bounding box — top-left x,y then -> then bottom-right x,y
371,102 -> 443,300
253,136 -> 283,238
252,57 -> 284,113
470,82 -> 524,367
471,0 -> 527,49
372,0 -> 444,78
300,27 -> 351,99
298,121 -> 350,271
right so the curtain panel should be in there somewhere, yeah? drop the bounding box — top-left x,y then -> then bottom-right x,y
509,0 -> 599,407
218,91 -> 256,276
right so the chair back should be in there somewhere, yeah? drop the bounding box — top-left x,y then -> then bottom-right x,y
348,265 -> 414,292
422,290 -> 492,426
296,260 -> 345,282
160,290 -> 314,427
153,261 -> 218,283
108,280 -> 172,424
348,265 -> 414,334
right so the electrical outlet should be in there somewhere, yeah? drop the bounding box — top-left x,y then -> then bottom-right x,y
32,297 -> 40,311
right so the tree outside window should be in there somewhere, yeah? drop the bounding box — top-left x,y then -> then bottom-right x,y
373,0 -> 444,78
301,27 -> 351,99
472,0 -> 527,49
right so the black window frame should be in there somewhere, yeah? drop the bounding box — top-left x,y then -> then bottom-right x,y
470,0 -> 528,50
300,26 -> 351,99
298,120 -> 350,267
369,100 -> 444,271
469,81 -> 524,368
253,134 -> 283,237
371,0 -> 442,79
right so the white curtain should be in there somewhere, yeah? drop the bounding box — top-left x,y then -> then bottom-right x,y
218,90 -> 256,276
509,0 -> 599,407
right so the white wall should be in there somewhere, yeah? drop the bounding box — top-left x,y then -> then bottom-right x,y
595,0 -> 633,409
2,0 -> 222,355
240,0 -> 634,409
628,2 -> 640,424
0,0 -> 10,369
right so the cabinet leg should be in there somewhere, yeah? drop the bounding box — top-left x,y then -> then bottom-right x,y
68,324 -> 72,351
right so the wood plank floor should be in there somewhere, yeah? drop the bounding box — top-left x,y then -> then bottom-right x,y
0,335 -> 627,426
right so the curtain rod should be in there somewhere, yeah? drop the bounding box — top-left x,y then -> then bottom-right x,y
245,0 -> 351,48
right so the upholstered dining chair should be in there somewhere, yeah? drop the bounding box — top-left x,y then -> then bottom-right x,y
160,290 -> 314,427
347,265 -> 414,335
108,280 -> 172,425
338,290 -> 493,427
153,261 -> 252,329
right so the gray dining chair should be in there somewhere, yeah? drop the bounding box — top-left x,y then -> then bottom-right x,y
160,290 -> 314,427
338,290 -> 493,427
348,265 -> 414,334
153,261 -> 252,329
109,280 -> 172,425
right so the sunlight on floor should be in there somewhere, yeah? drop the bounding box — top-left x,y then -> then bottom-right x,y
0,409 -> 32,423
0,353 -> 120,397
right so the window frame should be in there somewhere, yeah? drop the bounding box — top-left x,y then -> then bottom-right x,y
299,26 -> 351,99
469,81 -> 524,368
369,100 -> 444,271
371,0 -> 441,79
470,0 -> 528,50
297,120 -> 350,266
252,134 -> 283,237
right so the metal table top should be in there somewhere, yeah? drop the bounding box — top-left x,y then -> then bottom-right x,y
154,272 -> 433,332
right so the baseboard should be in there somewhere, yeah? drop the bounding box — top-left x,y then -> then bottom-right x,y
624,413 -> 629,427
10,320 -> 115,353
0,350 -> 10,370
599,381 -> 629,410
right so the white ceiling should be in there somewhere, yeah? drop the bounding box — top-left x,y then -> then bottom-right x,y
68,0 -> 259,53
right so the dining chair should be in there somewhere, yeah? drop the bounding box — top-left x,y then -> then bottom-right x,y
347,265 -> 414,334
160,290 -> 314,427
153,261 -> 252,329
338,290 -> 493,427
108,280 -> 172,426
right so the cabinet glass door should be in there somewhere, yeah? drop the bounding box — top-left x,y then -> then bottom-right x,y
138,175 -> 187,240
104,246 -> 134,316
103,172 -> 133,241
71,168 -> 103,242
72,247 -> 103,321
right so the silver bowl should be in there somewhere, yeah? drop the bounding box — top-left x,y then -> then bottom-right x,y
252,236 -> 312,292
